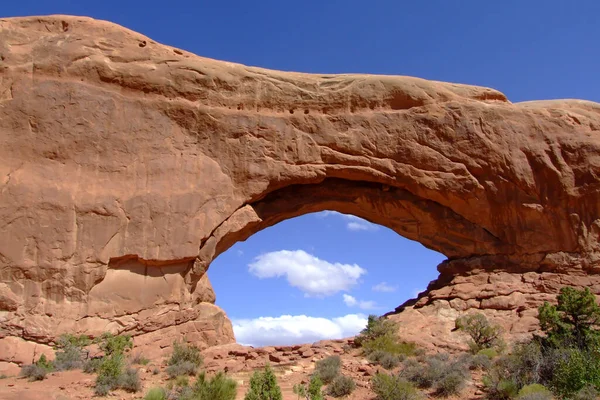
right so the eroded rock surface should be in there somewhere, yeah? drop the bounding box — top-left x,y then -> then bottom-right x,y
2,15 -> 600,366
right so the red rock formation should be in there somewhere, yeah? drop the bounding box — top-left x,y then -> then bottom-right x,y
1,15 -> 600,370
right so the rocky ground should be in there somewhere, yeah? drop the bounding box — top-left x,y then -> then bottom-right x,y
0,338 -> 486,400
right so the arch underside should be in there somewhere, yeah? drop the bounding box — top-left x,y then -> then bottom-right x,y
199,178 -> 505,268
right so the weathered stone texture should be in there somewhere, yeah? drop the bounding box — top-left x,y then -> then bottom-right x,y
1,15 -> 600,361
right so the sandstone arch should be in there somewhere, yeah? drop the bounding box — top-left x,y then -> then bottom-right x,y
2,15 -> 600,369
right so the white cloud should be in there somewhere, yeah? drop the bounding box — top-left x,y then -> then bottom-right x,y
343,294 -> 357,307
372,282 -> 398,293
343,294 -> 377,310
315,211 -> 379,232
233,314 -> 367,347
248,250 -> 366,297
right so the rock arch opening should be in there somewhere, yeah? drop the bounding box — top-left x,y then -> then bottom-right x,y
207,208 -> 445,347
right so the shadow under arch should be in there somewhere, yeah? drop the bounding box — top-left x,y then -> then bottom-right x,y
192,177 -> 508,286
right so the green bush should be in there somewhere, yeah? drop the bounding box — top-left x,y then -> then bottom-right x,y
314,355 -> 341,384
372,373 -> 421,400
93,333 -> 140,396
308,375 -> 324,400
355,315 -> 397,346
455,313 -> 504,353
97,332 -> 132,356
538,287 -> 600,350
35,354 -> 54,371
550,347 -> 600,396
327,375 -> 355,397
144,387 -> 167,400
362,335 -> 418,357
478,348 -> 499,359
192,371 -> 238,400
244,364 -> 282,400
516,384 -> 553,400
94,353 -> 125,395
356,315 -> 418,358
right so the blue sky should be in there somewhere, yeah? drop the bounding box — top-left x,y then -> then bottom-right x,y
4,1 -> 599,346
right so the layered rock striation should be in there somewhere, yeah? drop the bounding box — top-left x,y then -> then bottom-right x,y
2,15 -> 600,370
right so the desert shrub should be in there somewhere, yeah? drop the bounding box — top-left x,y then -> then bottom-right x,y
516,384 -> 553,400
483,375 -> 519,400
0,374 -> 7,379
372,373 -> 421,400
573,385 -> 600,400
327,375 -> 355,397
119,367 -> 141,392
455,313 -> 504,353
166,341 -> 203,379
83,357 -> 103,373
144,387 -> 167,400
54,334 -> 91,371
167,360 -> 198,379
400,354 -> 468,397
153,367 -> 160,375
168,341 -> 203,366
20,364 -> 48,381
244,364 -> 282,400
456,353 -> 490,371
20,354 -> 54,381
436,370 -> 466,397
293,383 -> 306,399
369,350 -> 403,370
481,301 -> 600,398
130,352 -> 150,365
192,371 -> 238,400
470,354 -> 492,370
381,353 -> 402,370
314,355 -> 341,384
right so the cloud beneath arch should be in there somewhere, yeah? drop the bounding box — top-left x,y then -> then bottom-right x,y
248,250 -> 366,297
315,211 -> 379,232
233,314 -> 367,347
